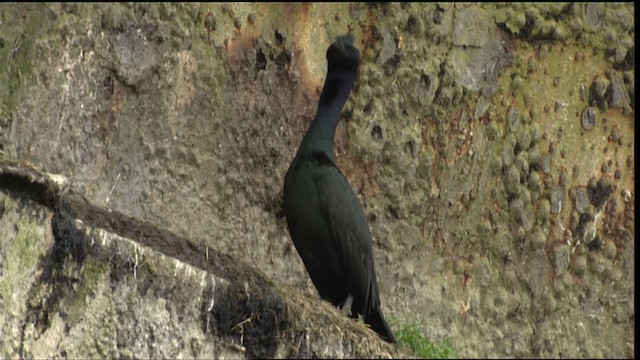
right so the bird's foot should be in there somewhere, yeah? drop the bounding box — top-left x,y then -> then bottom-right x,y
340,295 -> 354,317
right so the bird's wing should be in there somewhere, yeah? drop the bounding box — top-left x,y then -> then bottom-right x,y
311,152 -> 378,314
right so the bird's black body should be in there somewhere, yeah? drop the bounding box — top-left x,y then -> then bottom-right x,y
283,35 -> 396,343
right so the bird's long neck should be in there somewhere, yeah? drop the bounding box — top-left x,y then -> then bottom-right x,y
298,72 -> 356,159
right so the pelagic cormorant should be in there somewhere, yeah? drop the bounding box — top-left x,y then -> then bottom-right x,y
283,34 -> 396,343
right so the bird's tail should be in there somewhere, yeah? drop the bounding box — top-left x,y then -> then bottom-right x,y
364,307 -> 397,343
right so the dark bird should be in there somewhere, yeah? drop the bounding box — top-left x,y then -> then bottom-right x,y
283,34 -> 396,343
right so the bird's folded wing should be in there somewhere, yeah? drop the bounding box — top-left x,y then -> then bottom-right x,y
312,159 -> 378,312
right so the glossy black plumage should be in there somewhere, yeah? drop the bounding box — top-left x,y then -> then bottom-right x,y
283,35 -> 396,343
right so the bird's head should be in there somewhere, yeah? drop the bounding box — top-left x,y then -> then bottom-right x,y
326,34 -> 360,75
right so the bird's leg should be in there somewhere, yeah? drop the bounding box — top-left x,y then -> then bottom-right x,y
340,294 -> 354,317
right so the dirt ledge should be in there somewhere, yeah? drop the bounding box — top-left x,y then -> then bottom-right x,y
0,159 -> 413,358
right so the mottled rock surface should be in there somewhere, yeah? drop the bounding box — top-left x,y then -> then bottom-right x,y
0,3 -> 634,358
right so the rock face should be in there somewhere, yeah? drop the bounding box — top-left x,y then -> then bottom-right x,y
0,3 -> 635,358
